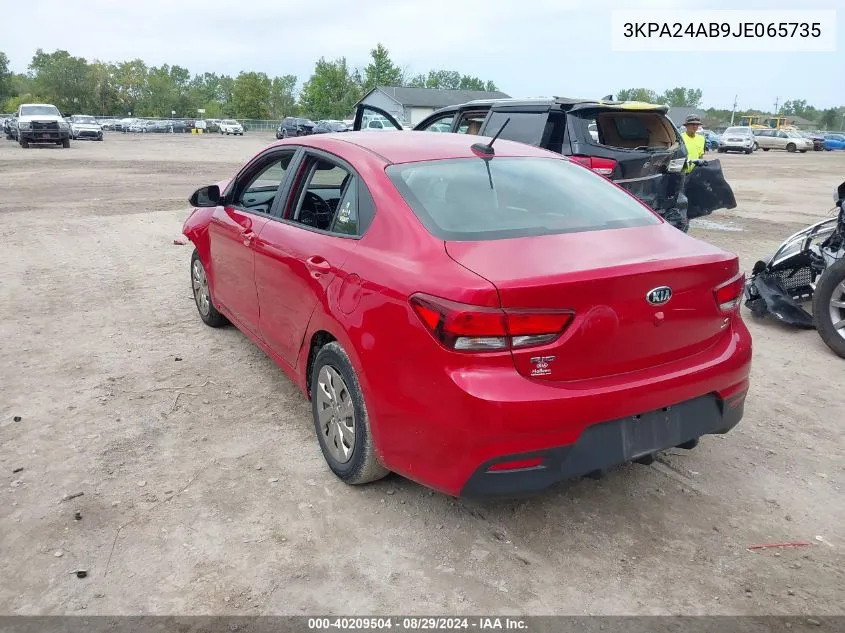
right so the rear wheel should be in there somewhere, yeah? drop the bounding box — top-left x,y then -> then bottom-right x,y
799,149 -> 807,153
812,258 -> 845,359
762,148 -> 770,151
281,128 -> 288,139
753,142 -> 759,151
786,143 -> 796,153
744,148 -> 752,154
310,342 -> 389,485
190,249 -> 227,327
717,148 -> 725,153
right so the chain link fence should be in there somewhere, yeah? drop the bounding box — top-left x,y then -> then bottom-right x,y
95,115 -> 282,132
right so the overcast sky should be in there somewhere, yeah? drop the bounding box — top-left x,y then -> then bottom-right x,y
4,0 -> 843,111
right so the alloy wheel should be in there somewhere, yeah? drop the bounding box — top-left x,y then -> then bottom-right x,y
192,259 -> 210,317
829,280 -> 845,342
316,366 -> 356,463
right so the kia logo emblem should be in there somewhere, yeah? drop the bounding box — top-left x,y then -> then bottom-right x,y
646,286 -> 672,306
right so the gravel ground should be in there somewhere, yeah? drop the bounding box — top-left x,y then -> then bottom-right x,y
1,133 -> 844,616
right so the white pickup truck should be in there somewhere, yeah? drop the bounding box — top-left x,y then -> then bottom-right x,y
16,103 -> 71,148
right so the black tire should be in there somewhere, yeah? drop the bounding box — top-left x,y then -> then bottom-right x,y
281,128 -> 288,139
19,139 -> 28,148
310,342 -> 389,485
753,142 -> 759,151
812,257 -> 845,359
62,138 -> 70,148
799,149 -> 807,153
190,249 -> 227,327
762,147 -> 770,151
744,148 -> 752,154
786,143 -> 796,153
717,148 -> 725,153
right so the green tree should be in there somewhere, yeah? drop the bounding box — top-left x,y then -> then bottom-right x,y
299,57 -> 361,120
363,43 -> 403,91
819,108 -> 839,130
113,59 -> 148,115
231,71 -> 271,118
269,74 -> 298,118
0,52 -> 12,107
660,87 -> 702,108
29,49 -> 96,112
616,88 -> 660,103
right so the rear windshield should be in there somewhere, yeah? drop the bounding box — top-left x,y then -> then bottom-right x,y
586,111 -> 678,150
386,157 -> 660,241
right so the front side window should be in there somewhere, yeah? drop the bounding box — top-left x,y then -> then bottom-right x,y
234,152 -> 295,213
387,157 -> 660,241
419,114 -> 455,133
456,111 -> 488,135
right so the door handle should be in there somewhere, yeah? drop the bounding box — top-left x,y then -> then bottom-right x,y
306,256 -> 332,274
240,229 -> 255,246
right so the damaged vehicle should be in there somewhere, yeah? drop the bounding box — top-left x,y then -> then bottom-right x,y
69,114 -> 103,141
353,97 -> 736,232
745,181 -> 845,358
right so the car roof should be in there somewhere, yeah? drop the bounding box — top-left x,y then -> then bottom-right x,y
456,96 -> 669,113
282,131 -> 557,164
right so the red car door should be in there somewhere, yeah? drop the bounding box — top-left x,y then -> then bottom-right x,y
254,153 -> 365,367
208,150 -> 297,335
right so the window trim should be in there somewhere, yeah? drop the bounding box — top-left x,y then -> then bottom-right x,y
416,112 -> 456,132
276,148 -> 372,240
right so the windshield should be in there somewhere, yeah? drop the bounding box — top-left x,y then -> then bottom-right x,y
74,116 -> 97,124
20,105 -> 60,117
223,120 -> 238,125
724,127 -> 751,135
386,157 -> 660,241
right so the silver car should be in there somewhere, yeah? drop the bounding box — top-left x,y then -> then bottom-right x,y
718,126 -> 756,154
69,115 -> 103,141
753,128 -> 813,153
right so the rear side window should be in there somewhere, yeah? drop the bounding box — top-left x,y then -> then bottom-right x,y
386,157 -> 659,241
484,111 -> 548,146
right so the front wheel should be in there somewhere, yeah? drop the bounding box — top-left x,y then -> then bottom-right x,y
281,128 -> 288,139
799,149 -> 807,153
786,143 -> 796,153
812,258 -> 845,359
744,148 -> 752,154
762,147 -> 770,151
190,249 -> 227,327
311,342 -> 389,485
19,139 -> 29,148
62,138 -> 70,148
753,142 -> 759,151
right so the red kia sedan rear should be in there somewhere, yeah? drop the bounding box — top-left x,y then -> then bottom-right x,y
183,132 -> 752,497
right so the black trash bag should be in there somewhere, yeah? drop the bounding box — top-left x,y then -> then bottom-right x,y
685,159 -> 737,220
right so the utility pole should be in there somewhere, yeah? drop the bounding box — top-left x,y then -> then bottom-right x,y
730,95 -> 737,125
774,96 -> 779,114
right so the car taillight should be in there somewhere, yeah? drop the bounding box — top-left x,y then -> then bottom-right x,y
714,273 -> 745,312
570,155 -> 617,176
410,294 -> 574,352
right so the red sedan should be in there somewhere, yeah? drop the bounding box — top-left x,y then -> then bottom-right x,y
183,131 -> 752,497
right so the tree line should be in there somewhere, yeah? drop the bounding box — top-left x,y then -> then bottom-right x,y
616,87 -> 844,130
0,45 -> 498,121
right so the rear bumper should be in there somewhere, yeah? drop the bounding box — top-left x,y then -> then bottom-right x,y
370,322 -> 752,497
461,392 -> 743,497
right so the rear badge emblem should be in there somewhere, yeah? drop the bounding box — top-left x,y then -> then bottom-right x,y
646,286 -> 672,306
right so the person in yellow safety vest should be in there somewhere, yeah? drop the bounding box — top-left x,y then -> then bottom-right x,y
681,114 -> 706,172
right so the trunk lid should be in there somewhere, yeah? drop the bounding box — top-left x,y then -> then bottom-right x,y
445,225 -> 738,381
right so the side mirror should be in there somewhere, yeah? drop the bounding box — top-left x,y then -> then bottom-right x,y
189,185 -> 221,207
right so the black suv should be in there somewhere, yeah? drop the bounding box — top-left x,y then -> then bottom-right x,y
276,117 -> 316,139
353,98 -> 735,231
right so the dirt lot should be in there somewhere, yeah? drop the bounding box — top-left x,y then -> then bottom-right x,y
1,133 -> 844,616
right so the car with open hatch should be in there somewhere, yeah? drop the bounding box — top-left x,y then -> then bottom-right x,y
351,98 -> 736,233
182,131 -> 752,497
